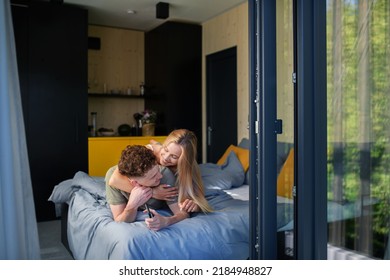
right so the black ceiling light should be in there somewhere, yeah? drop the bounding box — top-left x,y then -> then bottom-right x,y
156,2 -> 169,19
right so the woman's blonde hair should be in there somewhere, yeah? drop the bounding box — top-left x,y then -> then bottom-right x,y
163,129 -> 213,213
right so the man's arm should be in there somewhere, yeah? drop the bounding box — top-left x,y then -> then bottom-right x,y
110,203 -> 138,223
110,186 -> 152,223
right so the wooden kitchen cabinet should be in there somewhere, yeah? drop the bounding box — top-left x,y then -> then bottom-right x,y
88,136 -> 167,176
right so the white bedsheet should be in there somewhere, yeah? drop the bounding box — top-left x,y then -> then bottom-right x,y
223,185 -> 250,200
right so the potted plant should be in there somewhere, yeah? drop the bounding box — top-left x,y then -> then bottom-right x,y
139,109 -> 157,136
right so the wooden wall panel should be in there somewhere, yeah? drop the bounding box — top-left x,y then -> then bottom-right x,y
202,2 -> 249,159
88,25 -> 144,94
87,25 -> 145,132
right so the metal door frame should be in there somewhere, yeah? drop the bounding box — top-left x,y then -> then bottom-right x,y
248,0 -> 327,260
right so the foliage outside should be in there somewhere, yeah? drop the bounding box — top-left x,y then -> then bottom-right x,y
326,0 -> 390,259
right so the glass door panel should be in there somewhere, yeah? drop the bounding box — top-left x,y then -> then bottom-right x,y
326,0 -> 390,259
276,0 -> 295,259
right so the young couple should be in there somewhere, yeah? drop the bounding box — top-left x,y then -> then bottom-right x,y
105,129 -> 213,231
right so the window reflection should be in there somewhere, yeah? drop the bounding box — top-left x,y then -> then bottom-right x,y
327,0 -> 390,259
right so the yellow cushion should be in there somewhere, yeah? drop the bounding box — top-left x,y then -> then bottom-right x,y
277,148 -> 294,199
217,145 -> 249,172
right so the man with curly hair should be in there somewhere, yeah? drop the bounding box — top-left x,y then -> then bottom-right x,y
105,145 -> 189,231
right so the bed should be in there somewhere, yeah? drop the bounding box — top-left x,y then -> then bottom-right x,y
48,137 -> 389,260
48,146 -> 262,260
48,138 -> 298,260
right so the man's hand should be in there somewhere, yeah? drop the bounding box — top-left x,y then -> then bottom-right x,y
126,186 -> 152,210
145,209 -> 168,231
152,184 -> 178,201
145,207 -> 189,231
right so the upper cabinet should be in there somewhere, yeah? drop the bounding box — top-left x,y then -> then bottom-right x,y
145,21 -> 202,159
88,25 -> 145,95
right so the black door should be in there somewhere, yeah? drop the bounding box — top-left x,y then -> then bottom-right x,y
206,47 -> 237,163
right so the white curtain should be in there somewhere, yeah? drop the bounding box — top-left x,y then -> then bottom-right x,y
0,0 -> 40,259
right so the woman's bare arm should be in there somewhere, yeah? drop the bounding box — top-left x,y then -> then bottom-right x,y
108,166 -> 178,201
108,167 -> 132,192
152,184 -> 178,201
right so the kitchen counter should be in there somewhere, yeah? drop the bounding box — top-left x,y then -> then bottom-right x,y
88,136 -> 167,176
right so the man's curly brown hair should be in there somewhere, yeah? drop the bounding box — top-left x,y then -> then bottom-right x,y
118,145 -> 157,177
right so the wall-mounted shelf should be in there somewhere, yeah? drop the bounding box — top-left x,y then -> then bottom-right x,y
88,93 -> 144,99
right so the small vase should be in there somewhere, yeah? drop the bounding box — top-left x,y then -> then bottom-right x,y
142,123 -> 155,136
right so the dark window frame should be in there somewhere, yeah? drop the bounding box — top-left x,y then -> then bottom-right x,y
249,0 -> 327,260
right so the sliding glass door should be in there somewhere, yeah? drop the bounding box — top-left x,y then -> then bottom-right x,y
326,0 -> 390,259
275,0 -> 295,259
249,0 -> 327,259
251,0 -> 389,259
248,0 -> 296,260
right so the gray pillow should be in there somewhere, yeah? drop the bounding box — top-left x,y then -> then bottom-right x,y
237,139 -> 295,184
200,151 -> 245,190
48,179 -> 74,204
238,138 -> 250,184
48,172 -> 106,203
238,138 -> 249,149
71,171 -> 106,199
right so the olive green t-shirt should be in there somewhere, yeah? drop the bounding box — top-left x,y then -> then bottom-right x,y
105,165 -> 176,210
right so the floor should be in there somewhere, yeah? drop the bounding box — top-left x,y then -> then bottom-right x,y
37,219 -> 73,260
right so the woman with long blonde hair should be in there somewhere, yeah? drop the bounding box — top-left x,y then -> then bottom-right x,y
108,129 -> 212,213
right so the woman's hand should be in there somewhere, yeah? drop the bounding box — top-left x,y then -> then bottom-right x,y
152,184 -> 178,201
149,139 -> 161,145
149,140 -> 162,153
179,199 -> 200,212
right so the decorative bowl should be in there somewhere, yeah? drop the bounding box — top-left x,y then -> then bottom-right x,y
98,128 -> 115,136
99,131 -> 115,136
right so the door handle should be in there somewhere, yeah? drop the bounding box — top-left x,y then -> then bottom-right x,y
207,126 -> 213,146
